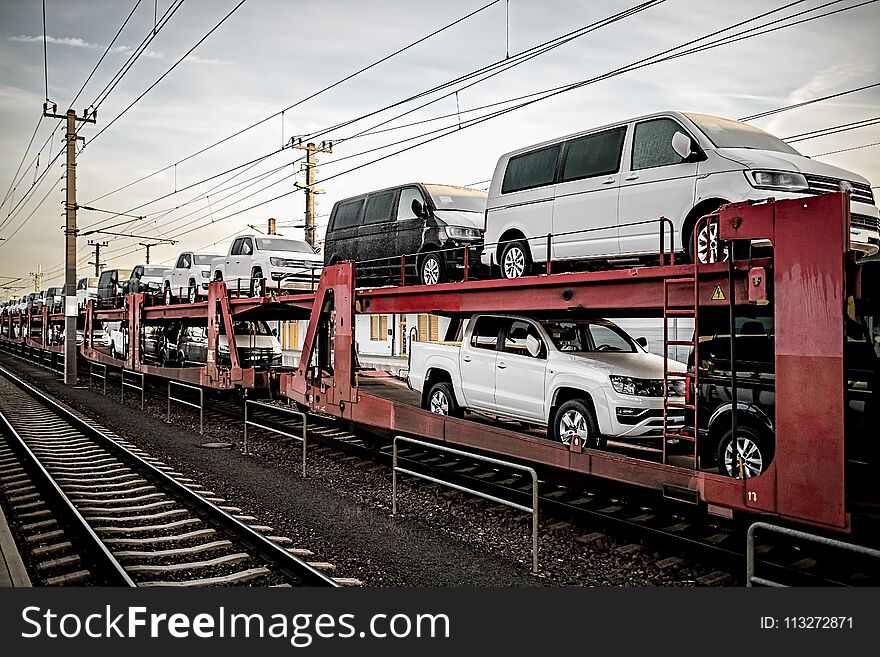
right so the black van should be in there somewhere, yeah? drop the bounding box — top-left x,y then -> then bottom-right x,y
324,183 -> 486,285
97,268 -> 133,308
687,302 -> 878,479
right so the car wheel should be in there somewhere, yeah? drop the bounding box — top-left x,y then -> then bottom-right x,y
164,287 -> 173,305
499,240 -> 531,279
419,252 -> 444,286
188,282 -> 197,304
424,381 -> 461,417
717,425 -> 770,479
690,221 -> 730,264
553,399 -> 605,449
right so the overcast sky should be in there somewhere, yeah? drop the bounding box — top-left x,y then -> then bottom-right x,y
0,0 -> 878,294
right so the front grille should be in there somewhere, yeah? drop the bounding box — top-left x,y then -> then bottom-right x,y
804,174 -> 875,205
852,213 -> 879,233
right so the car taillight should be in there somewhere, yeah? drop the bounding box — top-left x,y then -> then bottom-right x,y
684,373 -> 692,405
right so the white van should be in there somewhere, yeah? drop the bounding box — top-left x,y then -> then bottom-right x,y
482,111 -> 879,276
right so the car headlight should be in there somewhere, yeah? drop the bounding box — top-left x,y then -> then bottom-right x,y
745,170 -> 808,191
444,226 -> 482,240
201,270 -> 210,278
609,375 -> 665,397
270,257 -> 285,267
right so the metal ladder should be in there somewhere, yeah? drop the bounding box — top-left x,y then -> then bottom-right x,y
662,262 -> 699,467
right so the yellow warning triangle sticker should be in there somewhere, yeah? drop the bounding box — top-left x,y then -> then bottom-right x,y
711,285 -> 726,301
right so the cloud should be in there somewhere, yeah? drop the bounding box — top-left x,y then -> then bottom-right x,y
8,35 -> 164,59
185,55 -> 223,65
9,34 -> 97,48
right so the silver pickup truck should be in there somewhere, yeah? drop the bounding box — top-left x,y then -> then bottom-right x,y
407,314 -> 685,447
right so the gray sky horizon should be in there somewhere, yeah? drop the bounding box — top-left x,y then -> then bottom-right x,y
1,0 -> 878,295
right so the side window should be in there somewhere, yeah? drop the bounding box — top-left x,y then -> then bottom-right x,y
469,316 -> 503,350
632,118 -> 688,170
230,238 -> 243,256
588,324 -> 633,352
333,199 -> 365,229
241,239 -> 253,256
175,254 -> 187,269
501,144 -> 561,194
182,254 -> 192,269
503,320 -> 543,358
363,191 -> 396,225
561,127 -> 627,182
397,187 -> 425,221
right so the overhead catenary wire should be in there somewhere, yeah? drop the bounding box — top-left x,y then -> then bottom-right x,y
33,0 -> 880,280
82,0 -> 505,206
87,0 -> 870,271
739,81 -> 880,121
810,141 -> 880,156
784,116 -> 880,142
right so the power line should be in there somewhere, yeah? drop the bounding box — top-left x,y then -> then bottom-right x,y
785,116 -> 880,142
809,141 -> 880,156
82,0 -> 505,206
79,0 -> 664,239
88,0 -> 247,145
739,82 -> 880,121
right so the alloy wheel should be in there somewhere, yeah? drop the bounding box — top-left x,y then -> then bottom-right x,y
558,409 -> 589,446
422,257 -> 440,285
722,434 -> 764,478
429,389 -> 450,415
503,245 -> 526,278
696,222 -> 729,264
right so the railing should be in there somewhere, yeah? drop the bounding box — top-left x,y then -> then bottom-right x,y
167,380 -> 204,434
345,214 -> 679,288
243,400 -> 308,477
747,522 -> 880,587
120,369 -> 145,410
392,435 -> 540,574
89,362 -> 107,394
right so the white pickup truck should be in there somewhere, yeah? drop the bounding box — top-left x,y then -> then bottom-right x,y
210,235 -> 323,295
163,251 -> 222,304
407,314 -> 686,447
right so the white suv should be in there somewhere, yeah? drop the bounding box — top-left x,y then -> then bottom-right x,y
482,111 -> 879,275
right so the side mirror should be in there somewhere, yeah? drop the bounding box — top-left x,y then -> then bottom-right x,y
411,198 -> 424,218
526,333 -> 543,358
671,131 -> 694,160
272,328 -> 278,337
636,336 -> 648,349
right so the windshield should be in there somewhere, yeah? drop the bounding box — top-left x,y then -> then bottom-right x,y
540,319 -> 637,353
231,320 -> 273,336
143,266 -> 167,277
684,113 -> 802,156
193,255 -> 217,265
255,238 -> 313,253
424,185 -> 488,213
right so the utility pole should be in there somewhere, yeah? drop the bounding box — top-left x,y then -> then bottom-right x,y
268,217 -> 276,235
291,139 -> 331,248
43,102 -> 96,385
29,266 -> 42,292
87,240 -> 108,277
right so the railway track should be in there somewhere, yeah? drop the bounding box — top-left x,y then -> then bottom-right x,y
0,364 -> 338,587
2,346 -> 877,586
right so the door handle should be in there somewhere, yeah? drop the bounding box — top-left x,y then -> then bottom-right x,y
624,173 -> 639,181
462,355 -> 471,362
497,362 -> 506,369
602,176 -> 616,185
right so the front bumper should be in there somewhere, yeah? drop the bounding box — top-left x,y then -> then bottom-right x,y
597,389 -> 685,438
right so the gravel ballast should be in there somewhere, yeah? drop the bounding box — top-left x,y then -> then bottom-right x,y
0,353 -> 721,586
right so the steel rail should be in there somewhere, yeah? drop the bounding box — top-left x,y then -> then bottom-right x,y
0,364 -> 338,587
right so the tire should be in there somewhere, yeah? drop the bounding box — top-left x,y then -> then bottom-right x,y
164,287 -> 173,305
423,381 -> 461,418
187,281 -> 197,304
419,252 -> 444,286
552,398 -> 605,449
716,425 -> 770,479
499,240 -> 531,279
